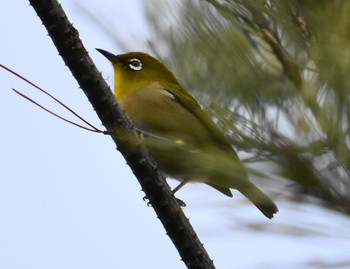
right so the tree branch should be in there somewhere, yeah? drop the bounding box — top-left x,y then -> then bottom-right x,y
28,0 -> 215,268
247,5 -> 302,89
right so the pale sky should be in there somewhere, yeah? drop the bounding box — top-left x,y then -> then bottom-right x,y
1,1 -> 349,269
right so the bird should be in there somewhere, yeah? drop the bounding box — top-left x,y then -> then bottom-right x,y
97,49 -> 278,219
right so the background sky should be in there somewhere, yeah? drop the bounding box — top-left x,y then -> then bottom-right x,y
1,1 -> 350,269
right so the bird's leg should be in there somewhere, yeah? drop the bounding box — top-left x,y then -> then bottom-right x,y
172,178 -> 190,207
172,178 -> 190,194
143,179 -> 189,207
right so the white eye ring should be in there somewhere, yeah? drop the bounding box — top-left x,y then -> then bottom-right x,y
128,58 -> 142,71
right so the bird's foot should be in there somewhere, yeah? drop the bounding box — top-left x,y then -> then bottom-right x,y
143,195 -> 186,207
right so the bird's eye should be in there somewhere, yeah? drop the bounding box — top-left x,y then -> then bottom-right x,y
128,59 -> 142,71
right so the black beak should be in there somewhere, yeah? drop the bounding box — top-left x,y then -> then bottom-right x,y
96,48 -> 123,63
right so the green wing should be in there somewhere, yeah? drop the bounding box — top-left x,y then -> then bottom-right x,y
164,84 -> 238,157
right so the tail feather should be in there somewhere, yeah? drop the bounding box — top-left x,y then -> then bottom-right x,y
206,183 -> 233,197
239,184 -> 278,219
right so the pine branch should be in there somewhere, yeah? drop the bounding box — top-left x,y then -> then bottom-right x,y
28,0 -> 215,268
145,0 -> 350,213
245,3 -> 302,89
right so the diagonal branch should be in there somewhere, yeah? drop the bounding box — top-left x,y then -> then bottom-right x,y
28,0 -> 215,268
247,5 -> 302,89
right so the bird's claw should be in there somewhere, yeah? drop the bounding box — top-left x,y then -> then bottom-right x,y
143,195 -> 186,207
176,198 -> 186,207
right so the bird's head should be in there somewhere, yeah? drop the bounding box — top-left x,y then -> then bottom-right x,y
97,49 -> 179,98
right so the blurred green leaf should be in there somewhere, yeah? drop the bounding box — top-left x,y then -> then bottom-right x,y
145,0 -> 350,213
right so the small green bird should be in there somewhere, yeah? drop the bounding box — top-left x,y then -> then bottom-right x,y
97,49 -> 278,219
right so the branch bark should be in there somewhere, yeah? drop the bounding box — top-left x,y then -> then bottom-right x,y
28,0 -> 215,268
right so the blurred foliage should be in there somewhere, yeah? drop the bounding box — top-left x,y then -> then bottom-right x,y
144,0 -> 350,213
